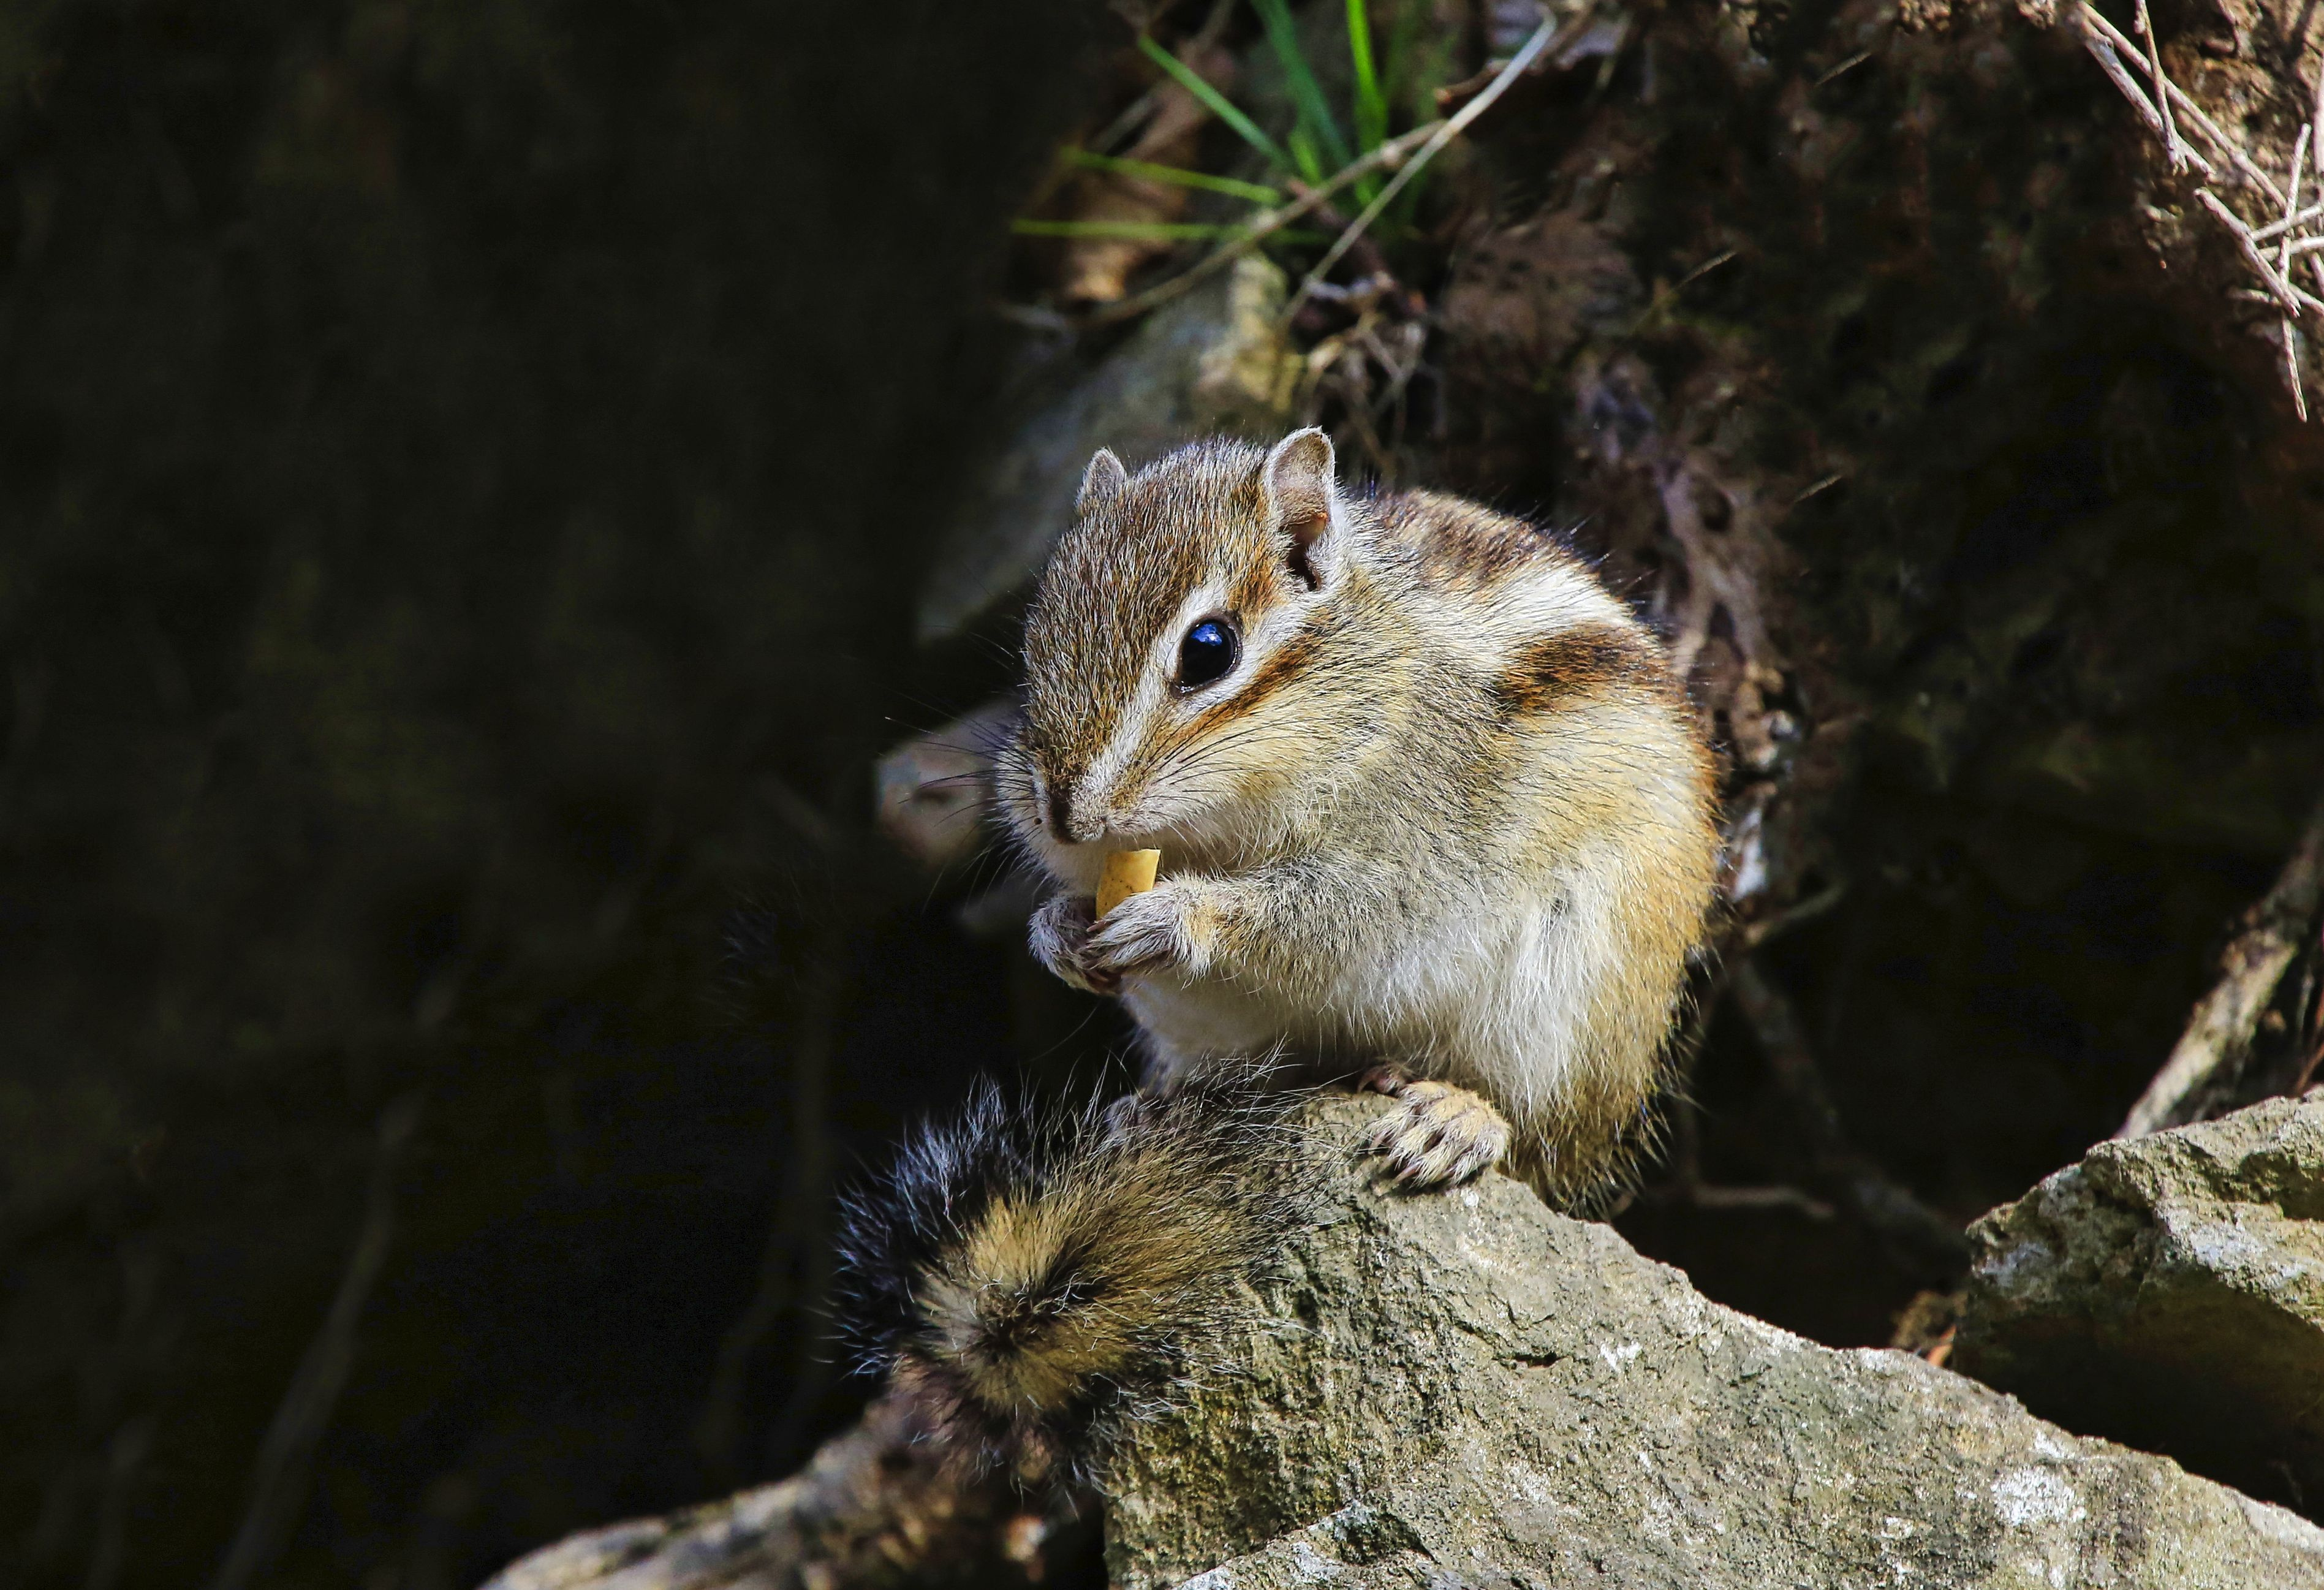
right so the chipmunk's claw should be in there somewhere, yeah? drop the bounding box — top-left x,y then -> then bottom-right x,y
1081,881 -> 1208,985
1358,1076 -> 1510,1189
1028,893 -> 1113,994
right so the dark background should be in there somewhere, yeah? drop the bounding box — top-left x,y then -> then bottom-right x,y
1,1 -> 2317,1586
0,2 -> 1102,1584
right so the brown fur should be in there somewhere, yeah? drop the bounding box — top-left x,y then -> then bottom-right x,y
1380,488 -> 1581,592
1491,626 -> 1662,719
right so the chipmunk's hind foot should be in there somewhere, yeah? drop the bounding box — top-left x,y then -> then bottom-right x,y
1358,1073 -> 1510,1188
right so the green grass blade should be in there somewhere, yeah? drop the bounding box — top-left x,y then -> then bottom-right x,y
1061,148 -> 1282,204
1380,0 -> 1436,217
1346,0 -> 1387,153
1012,218 -> 1327,244
1344,0 -> 1387,205
1383,0 -> 1431,120
1137,36 -> 1292,173
1285,124 -> 1326,187
1012,220 -> 1240,240
1012,219 -> 1249,240
1251,0 -> 1353,172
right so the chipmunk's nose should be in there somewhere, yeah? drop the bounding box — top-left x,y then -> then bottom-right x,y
1047,779 -> 1102,845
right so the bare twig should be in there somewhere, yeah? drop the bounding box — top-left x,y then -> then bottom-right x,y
2285,319 -> 2309,419
1729,961 -> 1968,1268
1284,10 -> 1570,324
2284,125 -> 2310,274
1088,0 -> 1240,156
2252,201 -> 2324,243
2132,0 -> 2184,168
1637,1179 -> 1838,1221
2198,189 -> 2303,312
1081,119 -> 1448,327
2312,54 -> 2324,201
2080,33 -> 2178,148
1812,50 -> 1874,89
2080,4 -> 2276,200
1688,1183 -> 1837,1217
2295,1026 -> 2324,1096
2307,62 -> 2324,309
2118,790 -> 2324,1137
1626,248 -> 1741,338
2282,131 -> 2311,415
1739,879 -> 1849,950
210,1096 -> 423,1590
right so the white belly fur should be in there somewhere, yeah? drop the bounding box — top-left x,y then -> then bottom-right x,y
1123,879 -> 1609,1116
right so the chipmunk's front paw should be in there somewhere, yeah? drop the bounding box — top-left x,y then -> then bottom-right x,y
1360,1075 -> 1510,1189
1028,893 -> 1107,994
1081,879 -> 1220,986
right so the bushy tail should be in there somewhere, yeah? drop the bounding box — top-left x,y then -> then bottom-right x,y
835,1069 -> 1314,1486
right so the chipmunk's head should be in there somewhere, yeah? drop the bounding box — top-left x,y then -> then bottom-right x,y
1005,428 -> 1385,860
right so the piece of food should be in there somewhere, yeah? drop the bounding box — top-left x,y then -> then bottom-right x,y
1096,848 -> 1163,917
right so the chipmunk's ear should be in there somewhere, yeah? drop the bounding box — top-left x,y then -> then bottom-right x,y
1077,448 -> 1129,516
1263,428 -> 1339,591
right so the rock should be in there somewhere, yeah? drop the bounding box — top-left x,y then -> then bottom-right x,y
1953,1091 -> 2324,1520
477,1392 -> 1088,1590
1100,1095 -> 2324,1590
915,256 -> 1300,643
483,1093 -> 2324,1590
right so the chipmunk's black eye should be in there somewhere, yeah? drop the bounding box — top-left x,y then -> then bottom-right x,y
1176,618 -> 1240,690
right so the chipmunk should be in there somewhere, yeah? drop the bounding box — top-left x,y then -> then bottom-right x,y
1002,428 -> 1719,1198
838,430 -> 1718,1480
